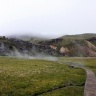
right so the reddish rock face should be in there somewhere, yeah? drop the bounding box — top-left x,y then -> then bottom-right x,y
50,45 -> 57,50
59,47 -> 69,54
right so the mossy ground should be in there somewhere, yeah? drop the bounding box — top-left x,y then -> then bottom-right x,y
0,57 -> 86,96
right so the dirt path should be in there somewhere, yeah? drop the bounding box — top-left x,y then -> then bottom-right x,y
84,68 -> 96,96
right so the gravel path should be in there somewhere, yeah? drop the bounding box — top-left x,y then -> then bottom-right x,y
84,68 -> 96,96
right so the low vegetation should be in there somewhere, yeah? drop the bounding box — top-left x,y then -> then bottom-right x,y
60,57 -> 96,76
0,57 -> 86,96
84,58 -> 96,75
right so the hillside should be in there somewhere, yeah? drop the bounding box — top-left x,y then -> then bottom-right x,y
34,33 -> 96,57
0,33 -> 96,57
0,36 -> 58,56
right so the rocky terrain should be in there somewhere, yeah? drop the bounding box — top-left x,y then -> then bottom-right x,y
0,36 -> 58,56
0,33 -> 96,57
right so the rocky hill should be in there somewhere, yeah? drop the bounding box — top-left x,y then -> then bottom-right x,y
0,33 -> 96,57
32,33 -> 96,57
0,36 -> 58,56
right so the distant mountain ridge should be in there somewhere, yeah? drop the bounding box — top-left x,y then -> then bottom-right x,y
0,33 -> 96,57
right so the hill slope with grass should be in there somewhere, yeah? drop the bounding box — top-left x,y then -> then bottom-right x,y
33,33 -> 96,57
0,33 -> 96,57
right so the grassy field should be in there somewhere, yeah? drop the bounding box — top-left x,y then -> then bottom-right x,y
0,57 -> 86,96
60,57 -> 96,76
84,58 -> 96,75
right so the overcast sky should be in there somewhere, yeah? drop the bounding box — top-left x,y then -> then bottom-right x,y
0,0 -> 96,38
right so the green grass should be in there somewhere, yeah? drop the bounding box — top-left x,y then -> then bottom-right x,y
59,57 -> 96,76
82,58 -> 96,75
0,57 -> 86,96
40,86 -> 83,96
